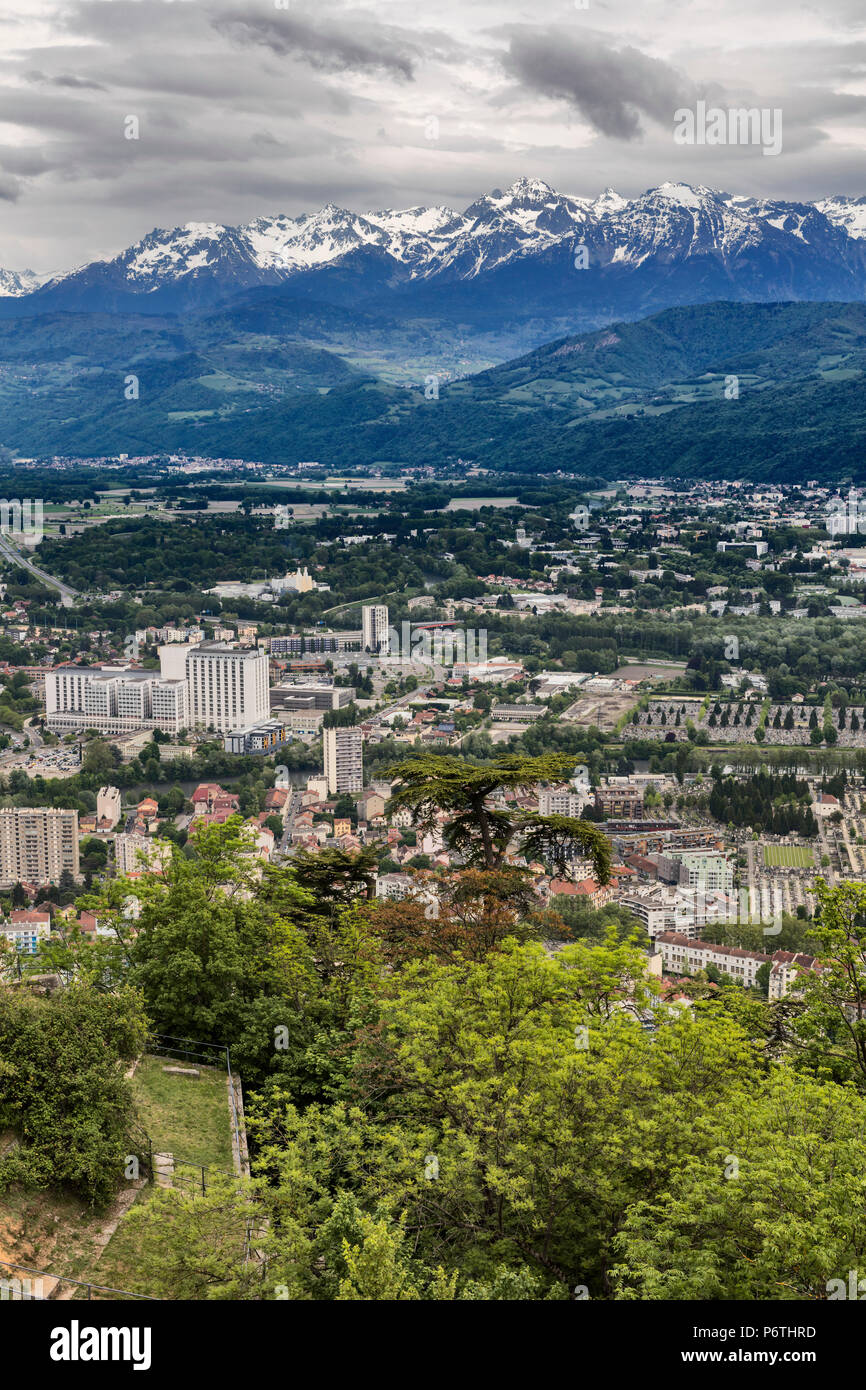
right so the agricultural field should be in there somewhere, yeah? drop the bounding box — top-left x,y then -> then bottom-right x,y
762,844 -> 815,868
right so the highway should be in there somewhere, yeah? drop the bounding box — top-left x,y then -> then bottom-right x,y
0,531 -> 79,607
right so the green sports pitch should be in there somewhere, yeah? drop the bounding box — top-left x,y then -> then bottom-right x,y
762,845 -> 815,868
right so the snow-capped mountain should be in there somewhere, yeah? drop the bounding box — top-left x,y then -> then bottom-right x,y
5,178 -> 866,320
814,194 -> 866,240
0,266 -> 42,297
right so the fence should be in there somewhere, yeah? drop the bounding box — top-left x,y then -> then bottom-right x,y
0,1259 -> 158,1302
136,1148 -> 238,1196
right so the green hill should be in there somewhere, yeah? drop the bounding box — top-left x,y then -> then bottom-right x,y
2,299 -> 866,479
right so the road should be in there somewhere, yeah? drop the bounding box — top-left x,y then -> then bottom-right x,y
24,717 -> 44,748
0,532 -> 79,607
276,786 -> 304,859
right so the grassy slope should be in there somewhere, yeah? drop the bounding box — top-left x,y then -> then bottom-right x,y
0,1054 -> 235,1299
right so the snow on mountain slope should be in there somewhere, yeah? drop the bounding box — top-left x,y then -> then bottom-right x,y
8,179 -> 866,313
0,267 -> 42,297
815,195 -> 866,240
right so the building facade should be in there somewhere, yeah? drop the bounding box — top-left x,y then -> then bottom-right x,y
96,786 -> 122,828
0,808 -> 79,886
114,833 -> 171,876
45,664 -> 188,734
323,726 -> 364,795
655,932 -> 768,987
185,643 -> 270,733
361,604 -> 390,654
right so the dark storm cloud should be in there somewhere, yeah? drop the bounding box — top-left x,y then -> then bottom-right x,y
499,26 -> 697,139
213,10 -> 419,80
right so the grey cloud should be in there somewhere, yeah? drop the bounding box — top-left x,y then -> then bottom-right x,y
24,70 -> 107,91
500,26 -> 697,139
214,10 -> 419,80
60,0 -> 207,43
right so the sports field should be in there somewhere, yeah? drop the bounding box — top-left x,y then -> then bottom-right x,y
762,844 -> 815,868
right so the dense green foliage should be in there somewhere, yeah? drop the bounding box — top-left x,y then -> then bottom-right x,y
3,301 -> 866,478
10,764 -> 866,1298
707,770 -> 818,835
0,985 -> 147,1202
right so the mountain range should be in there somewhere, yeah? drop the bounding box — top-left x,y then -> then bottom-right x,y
3,180 -> 866,347
1,179 -> 866,482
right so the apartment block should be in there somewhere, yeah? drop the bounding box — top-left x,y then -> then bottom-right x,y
361,604 -> 390,654
323,726 -> 364,795
595,786 -> 645,820
538,787 -> 585,817
114,833 -> 171,876
655,932 -> 768,987
652,850 -> 734,893
223,718 -> 293,754
0,808 -> 79,887
269,633 -> 361,656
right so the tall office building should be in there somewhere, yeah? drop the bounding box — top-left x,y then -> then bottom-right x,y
361,604 -> 390,655
0,808 -> 79,887
185,643 -> 270,733
323,726 -> 364,795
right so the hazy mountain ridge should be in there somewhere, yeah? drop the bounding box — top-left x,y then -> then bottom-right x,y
1,300 -> 864,483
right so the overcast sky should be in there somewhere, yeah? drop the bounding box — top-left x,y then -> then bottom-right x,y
1,0 -> 865,273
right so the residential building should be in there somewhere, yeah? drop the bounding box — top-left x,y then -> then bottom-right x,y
548,877 -> 614,908
0,808 -> 79,887
323,726 -> 363,795
1,908 -> 51,955
768,951 -> 818,1000
361,604 -> 390,654
224,719 -> 290,755
358,791 -> 386,820
190,784 -> 240,820
538,787 -> 585,817
114,833 -> 172,876
595,786 -> 645,820
96,786 -> 122,829
652,851 -> 734,893
655,932 -> 768,987
269,633 -> 360,656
